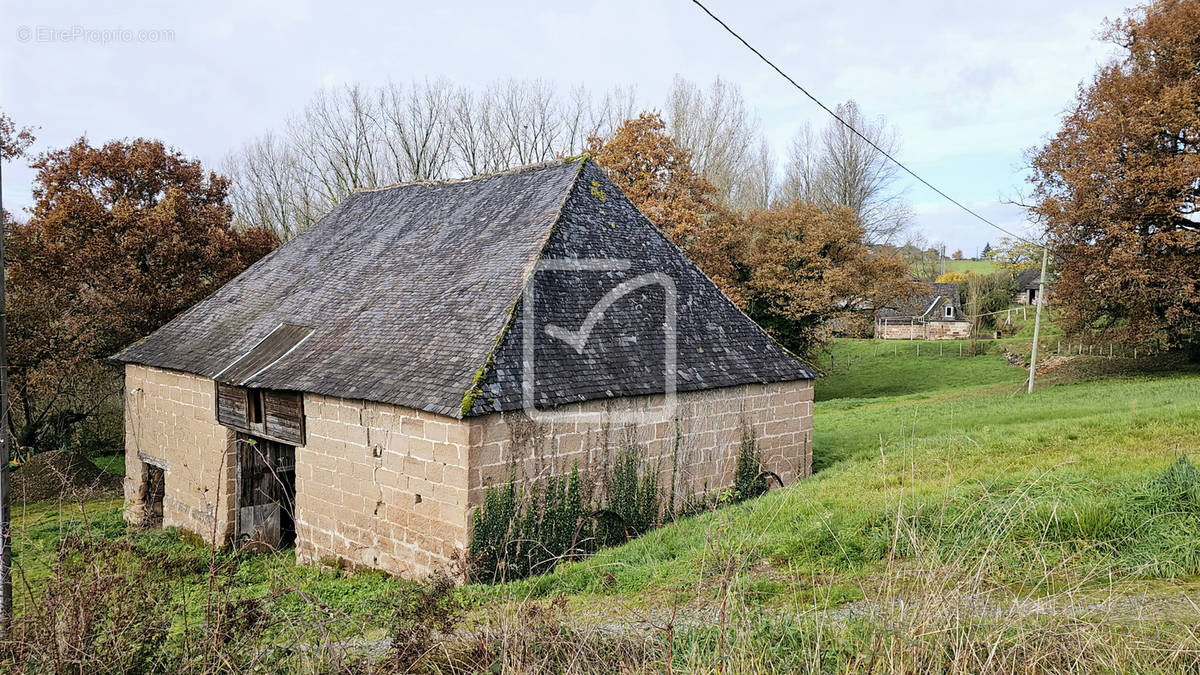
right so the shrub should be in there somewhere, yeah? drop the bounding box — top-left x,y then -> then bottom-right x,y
469,464 -> 589,583
0,537 -> 172,672
731,430 -> 768,503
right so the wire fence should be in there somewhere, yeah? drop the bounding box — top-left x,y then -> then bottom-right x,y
822,338 -> 1168,373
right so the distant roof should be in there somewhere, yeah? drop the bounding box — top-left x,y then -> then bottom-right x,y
1015,268 -> 1040,290
877,282 -> 964,320
115,158 -> 815,418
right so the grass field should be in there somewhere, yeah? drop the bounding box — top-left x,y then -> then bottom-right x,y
490,349 -> 1200,596
6,342 -> 1200,672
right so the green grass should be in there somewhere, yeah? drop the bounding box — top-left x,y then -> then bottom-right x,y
814,339 -> 1027,403
90,452 -> 125,475
9,341 -> 1200,671
477,346 -> 1200,608
9,496 -> 414,645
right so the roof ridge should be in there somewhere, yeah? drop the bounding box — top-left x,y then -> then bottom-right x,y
351,156 -> 587,195
456,157 -> 589,417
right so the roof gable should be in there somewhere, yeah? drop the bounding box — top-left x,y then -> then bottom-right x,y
878,282 -> 964,320
466,162 -> 817,415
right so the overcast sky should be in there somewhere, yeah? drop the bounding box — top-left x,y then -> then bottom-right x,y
2,0 -> 1130,254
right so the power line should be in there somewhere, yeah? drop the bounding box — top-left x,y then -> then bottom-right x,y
688,0 -> 1038,247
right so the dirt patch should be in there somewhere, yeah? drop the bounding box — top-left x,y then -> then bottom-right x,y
1034,354 -> 1074,374
10,450 -> 123,503
1003,349 -> 1074,375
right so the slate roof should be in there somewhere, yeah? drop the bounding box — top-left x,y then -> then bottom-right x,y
1015,268 -> 1039,291
877,282 -> 964,321
115,158 -> 815,418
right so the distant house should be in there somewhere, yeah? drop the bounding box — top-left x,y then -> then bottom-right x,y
113,158 -> 817,578
875,282 -> 970,340
1013,268 -> 1047,305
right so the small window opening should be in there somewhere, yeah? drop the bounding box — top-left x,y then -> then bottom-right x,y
249,390 -> 263,424
945,305 -> 954,318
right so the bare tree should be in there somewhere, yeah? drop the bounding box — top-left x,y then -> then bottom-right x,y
225,132 -> 322,240
740,137 -> 776,212
897,233 -> 944,282
374,80 -> 454,182
560,84 -> 637,157
448,88 -> 506,176
781,100 -> 911,245
490,79 -> 562,166
289,85 -> 387,206
666,76 -> 769,211
225,79 -> 641,240
780,123 -> 823,206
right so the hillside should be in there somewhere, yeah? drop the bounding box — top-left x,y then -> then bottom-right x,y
7,342 -> 1200,672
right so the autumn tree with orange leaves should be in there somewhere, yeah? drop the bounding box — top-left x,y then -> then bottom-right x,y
1029,0 -> 1200,353
6,137 -> 278,454
588,113 -> 718,246
591,112 -> 914,355
696,202 -> 914,355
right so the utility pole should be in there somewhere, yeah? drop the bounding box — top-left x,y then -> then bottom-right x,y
0,147 -> 10,633
1027,245 -> 1049,394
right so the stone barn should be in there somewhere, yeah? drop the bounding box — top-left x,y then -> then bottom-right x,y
875,281 -> 971,340
1013,268 -> 1049,305
114,158 -> 817,578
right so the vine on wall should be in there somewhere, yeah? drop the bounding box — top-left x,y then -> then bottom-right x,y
467,429 -> 770,583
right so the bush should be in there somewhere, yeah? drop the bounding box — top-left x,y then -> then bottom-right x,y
0,537 -> 172,672
468,464 -> 588,583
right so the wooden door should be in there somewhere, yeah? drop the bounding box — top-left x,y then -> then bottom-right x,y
235,434 -> 296,550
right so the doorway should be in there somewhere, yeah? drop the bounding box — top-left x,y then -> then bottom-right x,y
143,464 -> 165,527
235,434 -> 296,551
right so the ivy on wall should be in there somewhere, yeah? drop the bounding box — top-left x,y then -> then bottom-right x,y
467,430 -> 770,583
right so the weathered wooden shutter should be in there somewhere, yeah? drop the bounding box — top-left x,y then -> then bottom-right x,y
263,391 -> 305,445
216,382 -> 249,430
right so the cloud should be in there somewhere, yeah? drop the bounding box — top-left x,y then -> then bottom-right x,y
1,0 -> 1128,246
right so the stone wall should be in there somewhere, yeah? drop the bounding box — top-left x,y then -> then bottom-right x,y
926,321 -> 971,340
124,364 -> 236,544
877,321 -> 971,340
125,365 -> 814,579
294,395 -> 473,577
466,380 -> 814,515
877,322 -> 923,340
